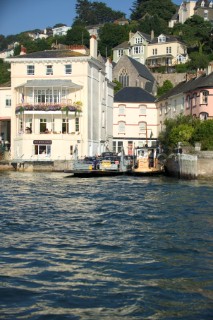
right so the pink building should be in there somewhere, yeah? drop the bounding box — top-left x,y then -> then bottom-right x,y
184,72 -> 213,119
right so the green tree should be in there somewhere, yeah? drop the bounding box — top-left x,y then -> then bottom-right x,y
192,120 -> 213,150
130,0 -> 176,23
65,25 -> 90,47
113,79 -> 122,94
74,0 -> 125,25
0,59 -> 11,84
98,23 -> 129,57
138,14 -> 169,35
188,52 -> 209,70
172,15 -> 212,54
158,115 -> 200,152
157,80 -> 173,97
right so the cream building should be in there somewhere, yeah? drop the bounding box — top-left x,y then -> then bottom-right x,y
113,31 -> 150,64
113,87 -> 157,155
146,34 -> 188,70
5,36 -> 114,162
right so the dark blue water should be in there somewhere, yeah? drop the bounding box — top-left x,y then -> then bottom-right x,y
0,172 -> 212,320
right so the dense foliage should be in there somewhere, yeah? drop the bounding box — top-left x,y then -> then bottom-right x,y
158,115 -> 213,152
74,0 -> 125,25
0,59 -> 10,84
157,80 -> 173,98
130,0 -> 177,23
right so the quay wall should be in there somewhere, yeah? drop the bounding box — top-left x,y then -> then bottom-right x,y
165,152 -> 213,179
0,160 -> 74,172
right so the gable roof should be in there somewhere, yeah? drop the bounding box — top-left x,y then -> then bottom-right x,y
127,56 -> 155,82
114,87 -> 155,103
112,41 -> 130,50
156,72 -> 213,101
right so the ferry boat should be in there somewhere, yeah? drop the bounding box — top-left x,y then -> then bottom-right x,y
129,146 -> 165,176
70,147 -> 132,177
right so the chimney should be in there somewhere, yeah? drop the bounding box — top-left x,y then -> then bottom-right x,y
90,35 -> 97,59
20,45 -> 27,55
129,31 -> 134,41
151,30 -> 154,41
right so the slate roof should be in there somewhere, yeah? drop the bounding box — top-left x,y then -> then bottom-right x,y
127,56 -> 155,82
12,50 -> 86,59
114,87 -> 155,103
150,35 -> 182,44
156,72 -> 213,102
113,41 -> 130,50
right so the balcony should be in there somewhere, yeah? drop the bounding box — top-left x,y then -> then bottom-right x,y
15,102 -> 82,114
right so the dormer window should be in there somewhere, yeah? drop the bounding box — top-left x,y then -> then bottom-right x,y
158,35 -> 166,43
46,65 -> 53,75
201,1 -> 205,7
210,2 -> 213,8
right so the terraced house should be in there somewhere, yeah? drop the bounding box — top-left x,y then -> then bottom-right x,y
5,36 -> 114,162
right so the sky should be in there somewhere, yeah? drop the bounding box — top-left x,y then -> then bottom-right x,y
0,0 -> 182,37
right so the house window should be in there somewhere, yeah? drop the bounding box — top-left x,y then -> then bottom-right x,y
118,104 -> 125,115
202,90 -> 208,104
75,118 -> 79,132
135,37 -> 143,44
186,95 -> 190,109
139,122 -> 146,132
158,35 -> 166,43
46,65 -> 53,75
27,65 -> 35,75
199,112 -> 208,120
65,64 -> 72,74
139,105 -> 146,115
34,88 -> 63,104
113,141 -> 123,153
119,69 -> 129,87
166,47 -> 171,54
62,118 -> 69,133
5,96 -> 11,107
152,48 -> 157,55
118,141 -> 123,153
40,119 -> 47,133
133,46 -> 142,54
118,121 -> 125,133
118,49 -> 124,57
192,93 -> 197,107
34,144 -> 51,156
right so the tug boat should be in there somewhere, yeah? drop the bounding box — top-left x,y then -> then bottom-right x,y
129,146 -> 164,176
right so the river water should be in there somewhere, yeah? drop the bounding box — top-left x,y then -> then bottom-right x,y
0,172 -> 212,320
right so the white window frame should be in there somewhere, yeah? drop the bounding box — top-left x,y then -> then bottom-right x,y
65,64 -> 72,74
5,96 -> 11,107
118,104 -> 126,115
27,65 -> 35,75
46,65 -> 53,75
139,105 -> 146,115
118,121 -> 125,133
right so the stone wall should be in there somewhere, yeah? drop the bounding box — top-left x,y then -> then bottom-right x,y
154,73 -> 186,87
164,151 -> 213,179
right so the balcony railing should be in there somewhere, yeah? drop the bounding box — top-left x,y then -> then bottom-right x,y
15,103 -> 82,114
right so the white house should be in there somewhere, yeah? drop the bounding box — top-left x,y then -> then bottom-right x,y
52,25 -> 71,37
5,36 -> 114,162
